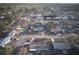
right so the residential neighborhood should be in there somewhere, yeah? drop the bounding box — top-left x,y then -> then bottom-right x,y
0,4 -> 79,55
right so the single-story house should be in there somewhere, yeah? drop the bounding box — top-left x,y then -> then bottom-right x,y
53,16 -> 62,20
29,44 -> 49,52
31,23 -> 45,32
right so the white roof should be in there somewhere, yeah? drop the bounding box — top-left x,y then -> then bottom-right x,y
62,16 -> 69,19
0,16 -> 5,19
29,49 -> 36,51
53,16 -> 61,19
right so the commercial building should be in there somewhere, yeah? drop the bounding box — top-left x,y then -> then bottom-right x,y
0,33 -> 12,47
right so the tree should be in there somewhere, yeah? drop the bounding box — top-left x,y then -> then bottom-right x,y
0,46 -> 12,55
45,22 -> 54,33
0,17 -> 12,33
